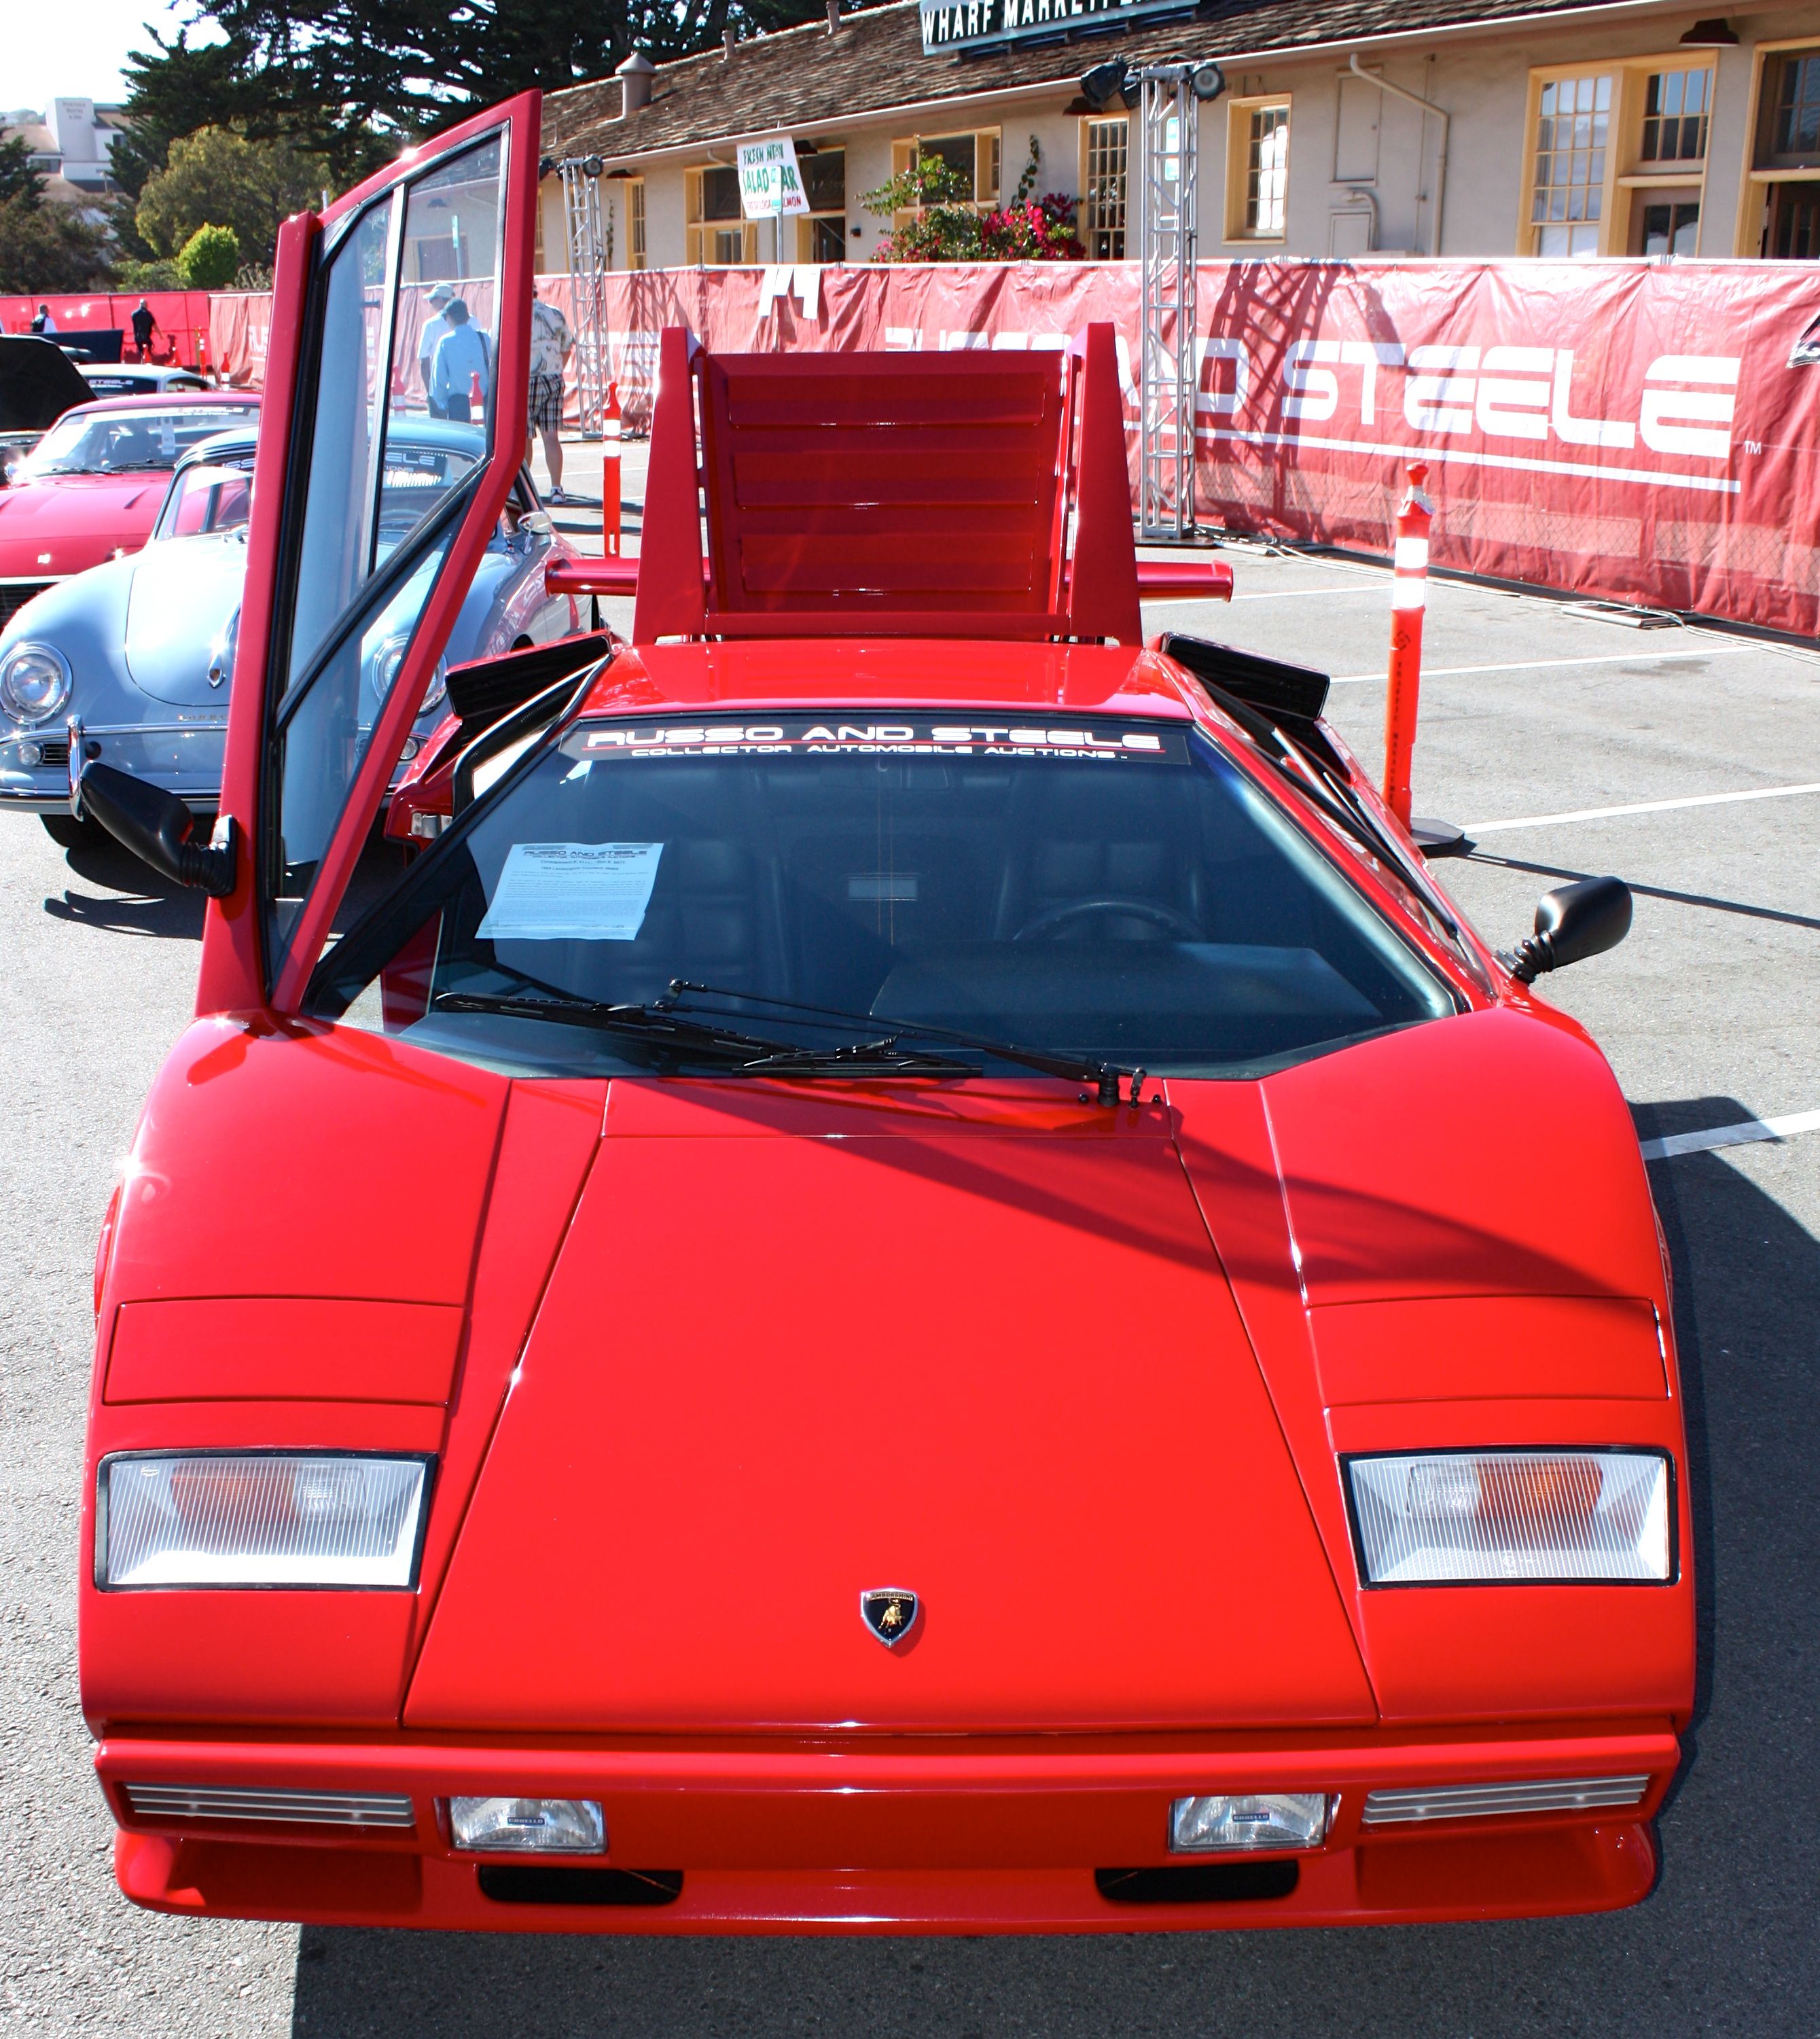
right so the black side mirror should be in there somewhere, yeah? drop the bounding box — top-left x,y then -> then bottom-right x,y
1505,875 -> 1631,983
75,761 -> 237,897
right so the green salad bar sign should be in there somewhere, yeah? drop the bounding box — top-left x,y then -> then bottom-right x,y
737,136 -> 810,218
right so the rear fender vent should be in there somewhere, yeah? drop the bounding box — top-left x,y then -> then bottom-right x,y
478,1865 -> 684,1907
122,1782 -> 416,1830
1096,1861 -> 1299,1905
1361,1775 -> 1651,1826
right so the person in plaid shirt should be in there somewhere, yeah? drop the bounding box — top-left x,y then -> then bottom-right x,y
529,286 -> 575,503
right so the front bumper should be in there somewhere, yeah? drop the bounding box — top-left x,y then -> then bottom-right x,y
98,1724 -> 1679,1933
0,720 -> 224,813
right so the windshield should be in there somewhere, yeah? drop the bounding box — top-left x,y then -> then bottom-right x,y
315,715 -> 1459,1082
154,460 -> 253,540
16,404 -> 261,480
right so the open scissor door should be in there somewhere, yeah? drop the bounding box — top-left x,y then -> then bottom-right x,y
197,92 -> 539,1016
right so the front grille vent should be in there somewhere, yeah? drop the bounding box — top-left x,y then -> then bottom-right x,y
0,583 -> 51,630
1361,1775 -> 1650,1826
35,740 -> 69,767
122,1782 -> 416,1829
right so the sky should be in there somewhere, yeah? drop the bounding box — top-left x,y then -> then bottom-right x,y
1,0 -> 211,116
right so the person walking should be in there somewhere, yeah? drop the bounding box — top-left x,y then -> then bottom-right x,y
528,284 -> 575,503
429,298 -> 489,423
416,283 -> 454,417
130,300 -> 158,362
30,304 -> 55,336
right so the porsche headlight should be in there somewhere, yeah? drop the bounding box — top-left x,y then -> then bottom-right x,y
1345,1450 -> 1672,1585
370,633 -> 448,714
96,1452 -> 430,1588
0,641 -> 72,724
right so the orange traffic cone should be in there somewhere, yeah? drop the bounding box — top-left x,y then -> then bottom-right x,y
603,379 -> 622,558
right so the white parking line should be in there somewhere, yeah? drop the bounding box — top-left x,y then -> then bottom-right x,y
1640,1109 -> 1820,1162
1229,584 -> 1391,601
1467,781 -> 1820,834
1332,645 -> 1751,685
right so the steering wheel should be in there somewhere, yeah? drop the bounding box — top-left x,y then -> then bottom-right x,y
1012,897 -> 1203,943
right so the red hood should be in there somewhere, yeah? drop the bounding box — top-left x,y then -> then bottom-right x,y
0,471 -> 169,579
406,1078 -> 1375,1735
89,1006 -> 1685,1735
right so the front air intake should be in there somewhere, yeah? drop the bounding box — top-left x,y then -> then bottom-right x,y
122,1782 -> 416,1830
1361,1775 -> 1650,1826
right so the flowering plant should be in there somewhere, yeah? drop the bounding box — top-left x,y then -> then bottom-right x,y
861,137 -> 1082,264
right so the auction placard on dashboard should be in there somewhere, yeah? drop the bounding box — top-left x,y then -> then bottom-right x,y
562,717 -> 1183,762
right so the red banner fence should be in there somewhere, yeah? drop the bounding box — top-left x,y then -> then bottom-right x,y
32,261 -> 1820,639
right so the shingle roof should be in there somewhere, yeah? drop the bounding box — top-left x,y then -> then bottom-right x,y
543,0 -> 1635,163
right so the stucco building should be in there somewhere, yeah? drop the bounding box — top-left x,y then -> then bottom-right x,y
537,0 -> 1820,272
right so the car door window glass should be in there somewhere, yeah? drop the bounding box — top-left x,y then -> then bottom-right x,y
263,130 -> 507,982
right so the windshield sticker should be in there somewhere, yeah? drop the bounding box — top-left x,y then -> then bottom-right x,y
476,842 -> 664,942
561,718 -> 1185,764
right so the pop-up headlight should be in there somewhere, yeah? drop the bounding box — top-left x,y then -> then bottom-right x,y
96,1453 -> 430,1588
1346,1450 -> 1671,1585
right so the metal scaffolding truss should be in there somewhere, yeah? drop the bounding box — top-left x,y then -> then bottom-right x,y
1137,67 -> 1200,542
558,159 -> 612,440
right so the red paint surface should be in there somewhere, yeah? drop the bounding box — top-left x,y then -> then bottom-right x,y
103,1298 -> 464,1405
0,395 -> 260,581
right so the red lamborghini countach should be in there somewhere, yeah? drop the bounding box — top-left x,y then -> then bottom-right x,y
75,92 -> 1691,1936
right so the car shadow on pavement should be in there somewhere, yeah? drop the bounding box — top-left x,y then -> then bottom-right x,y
42,836 -> 206,940
285,1097 -> 1819,2039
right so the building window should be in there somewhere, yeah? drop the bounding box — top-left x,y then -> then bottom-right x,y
1639,198 -> 1701,254
685,164 -> 757,265
1641,67 -> 1711,163
889,128 -> 1001,226
1246,105 -> 1290,234
1079,116 -> 1128,259
1522,58 -> 1715,258
1224,98 -> 1290,240
794,147 -> 846,262
1736,43 -> 1820,255
1531,73 -> 1611,255
1771,52 -> 1820,158
626,178 -> 646,269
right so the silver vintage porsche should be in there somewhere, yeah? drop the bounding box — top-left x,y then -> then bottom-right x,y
0,416 -> 584,849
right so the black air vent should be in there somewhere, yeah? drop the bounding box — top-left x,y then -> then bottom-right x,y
1158,634 -> 1332,728
1096,1860 -> 1300,1905
445,633 -> 613,732
477,1864 -> 683,1907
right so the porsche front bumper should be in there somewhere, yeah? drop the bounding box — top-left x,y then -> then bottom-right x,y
97,1724 -> 1681,1933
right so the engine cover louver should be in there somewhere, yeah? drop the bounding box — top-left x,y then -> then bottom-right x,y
1361,1775 -> 1650,1826
121,1782 -> 416,1829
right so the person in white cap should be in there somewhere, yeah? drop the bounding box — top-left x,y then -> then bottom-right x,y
418,283 -> 455,416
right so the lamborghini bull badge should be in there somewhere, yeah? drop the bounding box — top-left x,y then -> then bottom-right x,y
861,1588 -> 918,1647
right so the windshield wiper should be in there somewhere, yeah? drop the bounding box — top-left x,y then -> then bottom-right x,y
429,991 -> 974,1078
665,981 -> 1147,1106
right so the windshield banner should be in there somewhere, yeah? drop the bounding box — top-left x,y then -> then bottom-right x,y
563,717 -> 1185,761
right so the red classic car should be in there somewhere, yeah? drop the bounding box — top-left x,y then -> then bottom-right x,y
74,93 -> 1690,1936
0,391 -> 260,631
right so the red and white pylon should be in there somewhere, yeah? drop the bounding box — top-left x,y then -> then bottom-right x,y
1381,462 -> 1466,857
602,379 -> 622,558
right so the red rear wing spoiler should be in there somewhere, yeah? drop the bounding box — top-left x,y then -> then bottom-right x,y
548,325 -> 1230,643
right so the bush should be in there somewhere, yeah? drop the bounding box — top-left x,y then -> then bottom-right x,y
0,194 -> 112,294
136,126 -> 328,266
177,223 -> 240,289
115,255 -> 185,291
862,137 -> 1082,264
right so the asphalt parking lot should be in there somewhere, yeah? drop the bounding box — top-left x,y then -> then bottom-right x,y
1,436 -> 1815,2036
